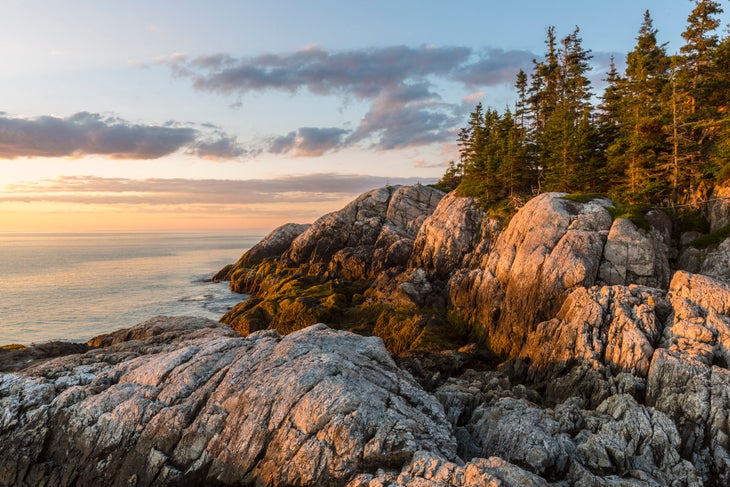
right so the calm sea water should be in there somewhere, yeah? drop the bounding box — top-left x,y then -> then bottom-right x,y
0,233 -> 261,345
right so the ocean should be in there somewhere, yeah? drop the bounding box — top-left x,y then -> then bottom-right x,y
0,233 -> 260,345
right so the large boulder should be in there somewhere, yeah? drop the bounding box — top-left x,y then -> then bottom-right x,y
285,185 -> 443,276
705,184 -> 730,232
518,284 -> 668,406
449,193 -> 614,356
409,192 -> 501,278
218,185 -> 446,346
0,317 -> 457,486
598,217 -> 671,289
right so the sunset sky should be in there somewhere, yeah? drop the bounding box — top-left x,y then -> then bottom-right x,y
1,0 -> 726,232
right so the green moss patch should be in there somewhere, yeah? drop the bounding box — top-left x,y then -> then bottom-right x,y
221,250 -> 482,355
607,202 -> 652,230
691,223 -> 730,248
560,193 -> 606,204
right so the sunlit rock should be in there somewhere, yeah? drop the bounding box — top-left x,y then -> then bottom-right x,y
0,317 -> 456,486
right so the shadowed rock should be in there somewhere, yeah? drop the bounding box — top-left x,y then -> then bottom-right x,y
0,341 -> 89,373
705,185 -> 730,232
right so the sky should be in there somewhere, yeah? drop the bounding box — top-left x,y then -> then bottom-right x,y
1,0 -> 728,233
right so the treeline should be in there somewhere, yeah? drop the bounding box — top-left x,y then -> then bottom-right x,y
445,1 -> 730,208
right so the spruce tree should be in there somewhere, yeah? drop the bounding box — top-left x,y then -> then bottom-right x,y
676,0 -> 725,195
680,0 -> 723,114
539,28 -> 596,192
597,57 -> 625,193
704,32 -> 730,182
609,10 -> 670,203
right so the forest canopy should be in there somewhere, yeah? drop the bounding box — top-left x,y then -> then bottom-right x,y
443,0 -> 729,213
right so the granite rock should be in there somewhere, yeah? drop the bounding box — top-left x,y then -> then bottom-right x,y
0,317 -> 457,486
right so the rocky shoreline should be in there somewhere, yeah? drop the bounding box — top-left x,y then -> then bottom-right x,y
2,185 -> 730,485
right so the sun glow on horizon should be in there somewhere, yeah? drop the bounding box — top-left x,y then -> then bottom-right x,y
0,200 -> 343,233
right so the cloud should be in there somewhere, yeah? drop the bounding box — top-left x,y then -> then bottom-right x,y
414,159 -> 450,169
267,131 -> 297,154
0,112 -> 248,161
266,127 -> 350,157
347,84 -> 463,150
1,174 -> 436,205
165,45 -> 537,155
463,91 -> 487,104
188,133 -> 251,160
454,48 -> 535,87
172,45 -> 472,98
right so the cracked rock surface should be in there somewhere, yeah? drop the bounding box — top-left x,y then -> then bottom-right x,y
0,317 -> 456,486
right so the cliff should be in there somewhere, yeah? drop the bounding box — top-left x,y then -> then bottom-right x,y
210,184 -> 730,484
3,185 -> 730,485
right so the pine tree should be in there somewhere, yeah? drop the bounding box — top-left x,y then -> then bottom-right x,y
597,57 -> 622,151
663,59 -> 698,203
597,57 -> 625,192
529,26 -> 560,135
514,69 -> 529,135
457,104 -> 504,202
442,3 -> 730,207
513,69 -> 536,193
436,160 -> 463,191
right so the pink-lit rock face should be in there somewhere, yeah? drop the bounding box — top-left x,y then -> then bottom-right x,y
448,192 -> 615,357
285,184 -> 444,273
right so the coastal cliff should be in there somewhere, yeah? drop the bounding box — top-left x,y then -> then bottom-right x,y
3,185 -> 730,485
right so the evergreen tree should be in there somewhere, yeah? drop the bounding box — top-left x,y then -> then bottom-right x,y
680,0 -> 724,114
663,59 -> 697,202
436,160 -> 463,191
675,0 -> 725,195
440,5 -> 729,209
513,69 -> 536,193
704,32 -> 730,181
609,11 -> 671,203
458,104 -> 503,202
597,57 -> 625,192
539,27 -> 596,192
514,69 -> 530,135
529,26 -> 560,135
